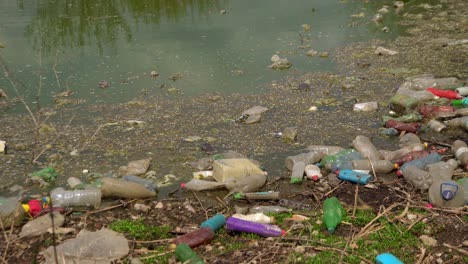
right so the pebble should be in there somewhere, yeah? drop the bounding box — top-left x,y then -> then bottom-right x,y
419,235 -> 438,247
134,203 -> 151,213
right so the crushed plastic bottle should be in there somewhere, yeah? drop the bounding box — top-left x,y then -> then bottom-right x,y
452,140 -> 468,169
175,243 -> 205,264
319,149 -> 356,169
290,161 -> 305,184
456,178 -> 468,204
249,205 -> 291,214
233,191 -> 280,200
226,217 -> 285,237
285,151 -> 323,171
352,135 -> 380,161
322,197 -> 343,234
231,213 -> 275,224
99,177 -> 156,198
426,159 -> 458,181
180,179 -> 226,192
330,151 -> 363,173
398,165 -> 432,189
171,227 -> 214,248
385,120 -> 420,133
304,164 -> 323,181
351,159 -> 394,174
426,87 -> 462,99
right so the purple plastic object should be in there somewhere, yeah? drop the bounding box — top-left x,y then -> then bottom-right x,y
226,217 -> 285,237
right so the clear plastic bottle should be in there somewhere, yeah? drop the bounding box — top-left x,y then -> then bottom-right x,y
174,243 -> 205,264
323,197 -> 343,234
427,159 -> 458,181
226,217 -> 285,237
233,191 -> 280,200
319,149 -> 356,169
304,164 -> 323,181
231,213 -> 275,224
351,159 -> 394,173
249,205 -> 291,214
285,151 -> 323,171
456,178 -> 468,204
455,87 -> 468,97
427,119 -> 446,132
330,151 -> 363,172
290,161 -> 305,184
171,227 -> 214,248
352,135 -> 381,161
50,187 -> 101,208
446,116 -> 468,128
383,143 -> 427,161
398,165 -> 432,190
0,196 -> 24,226
428,179 -> 465,208
306,145 -> 344,156
385,120 -> 420,133
180,179 -> 226,192
123,175 -> 157,192
399,133 -> 421,147
396,81 -> 435,101
399,152 -> 442,171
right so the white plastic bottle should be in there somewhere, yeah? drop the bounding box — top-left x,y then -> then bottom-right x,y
50,187 -> 101,208
232,213 -> 275,224
304,164 -> 322,181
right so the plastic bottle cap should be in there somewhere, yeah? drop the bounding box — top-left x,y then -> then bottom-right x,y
21,204 -> 30,213
281,230 -> 286,236
393,163 -> 399,169
169,243 -> 177,250
311,175 -> 319,181
396,170 -> 403,177
180,183 -> 186,189
334,170 -> 340,175
327,228 -> 335,234
423,142 -> 429,148
442,190 -> 454,200
426,203 -> 433,209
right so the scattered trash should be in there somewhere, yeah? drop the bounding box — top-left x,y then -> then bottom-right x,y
29,167 -> 58,183
322,197 -> 343,234
20,211 -> 64,238
50,187 -> 102,208
99,177 -> 156,198
226,217 -> 285,237
232,213 -> 275,224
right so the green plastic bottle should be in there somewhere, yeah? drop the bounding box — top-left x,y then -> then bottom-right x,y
322,197 -> 344,234
452,97 -> 468,107
175,243 -> 205,264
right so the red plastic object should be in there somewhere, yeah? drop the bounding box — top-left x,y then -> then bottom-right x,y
171,227 -> 215,248
385,120 -> 420,133
418,105 -> 455,117
28,200 -> 43,217
426,88 -> 462,99
392,150 -> 432,167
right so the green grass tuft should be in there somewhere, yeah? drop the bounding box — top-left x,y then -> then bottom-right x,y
110,219 -> 171,240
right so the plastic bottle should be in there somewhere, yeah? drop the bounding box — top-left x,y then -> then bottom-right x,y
456,178 -> 468,204
330,151 -> 363,172
428,179 -> 465,208
378,127 -> 399,136
427,159 -> 458,181
304,164 -> 323,181
192,171 -> 213,180
399,152 -> 442,171
50,187 -> 101,208
233,191 -> 280,200
398,165 -> 432,189
427,119 -> 446,132
98,177 -> 156,198
381,113 -> 422,124
393,150 -> 432,167
419,105 -> 455,117
353,101 -> 378,112
306,145 -> 344,156
376,253 -> 404,264
174,243 -> 205,264
385,120 -> 420,133
351,135 -> 380,161
322,197 -> 343,234
426,88 -> 462,99
337,170 -> 373,184
290,161 -> 305,184
123,175 -> 157,192
446,116 -> 468,131
0,196 -> 25,226
180,179 -> 226,192
383,143 -> 427,161
452,140 -> 468,169
225,217 -> 285,237
200,214 -> 226,232
351,159 -> 394,173
455,87 -> 468,96
451,97 -> 468,107
248,206 -> 291,214
231,213 -> 275,224
319,149 -> 356,169
396,81 -> 435,101
399,133 -> 421,147
171,227 -> 214,248
285,151 -> 323,171
67,177 -> 83,189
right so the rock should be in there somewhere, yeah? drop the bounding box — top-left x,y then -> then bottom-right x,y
245,113 -> 262,124
271,54 -> 280,62
150,70 -> 159,77
301,24 -> 311,31
0,140 -> 5,153
294,246 -> 306,253
382,26 -> 389,32
242,106 -> 268,116
375,46 -> 398,56
220,9 -> 226,14
98,80 -> 109,89
282,127 -> 298,142
318,52 -> 329,57
134,203 -> 151,213
42,228 -> 129,264
407,213 -> 417,220
419,235 -> 438,247
225,173 -> 267,193
189,157 -> 213,170
378,6 -> 390,14
119,158 -> 152,176
155,202 -> 164,209
372,13 -> 383,23
296,83 -> 311,91
269,56 -> 292,70
20,212 -> 65,238
306,50 -> 318,57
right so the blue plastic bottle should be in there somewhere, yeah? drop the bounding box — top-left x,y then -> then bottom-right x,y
337,170 -> 373,185
376,253 -> 404,264
399,152 -> 441,171
200,214 -> 226,232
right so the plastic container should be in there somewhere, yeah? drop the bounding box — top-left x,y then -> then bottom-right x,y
427,159 -> 458,181
353,101 -> 378,112
180,179 -> 226,192
419,105 -> 455,117
22,199 -> 46,217
383,143 -> 427,161
398,165 -> 432,189
319,149 -> 356,169
456,178 -> 468,204
426,87 -> 462,99
225,217 -> 285,237
99,177 -> 156,198
385,120 -> 420,133
428,179 -> 465,208
351,159 -> 394,173
192,171 -> 214,180
249,206 -> 291,214
171,227 -> 214,248
378,127 -> 399,136
330,151 -> 363,173
0,196 -> 25,226
427,119 -> 446,132
174,243 -> 205,264
337,170 -> 373,185
290,161 -> 305,184
322,197 -> 343,234
233,191 -> 280,200
399,133 -> 422,147
396,81 -> 435,101
381,113 -> 422,124
304,164 -> 323,181
399,152 -> 442,171
231,213 -> 275,224
285,151 -> 323,171
123,175 -> 157,192
306,145 -> 344,156
200,214 -> 226,232
376,253 -> 404,264
452,97 -> 468,107
351,135 -> 380,161
50,187 -> 101,208
393,150 -> 432,167
455,87 -> 468,96
446,116 -> 468,131
67,177 -> 83,189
